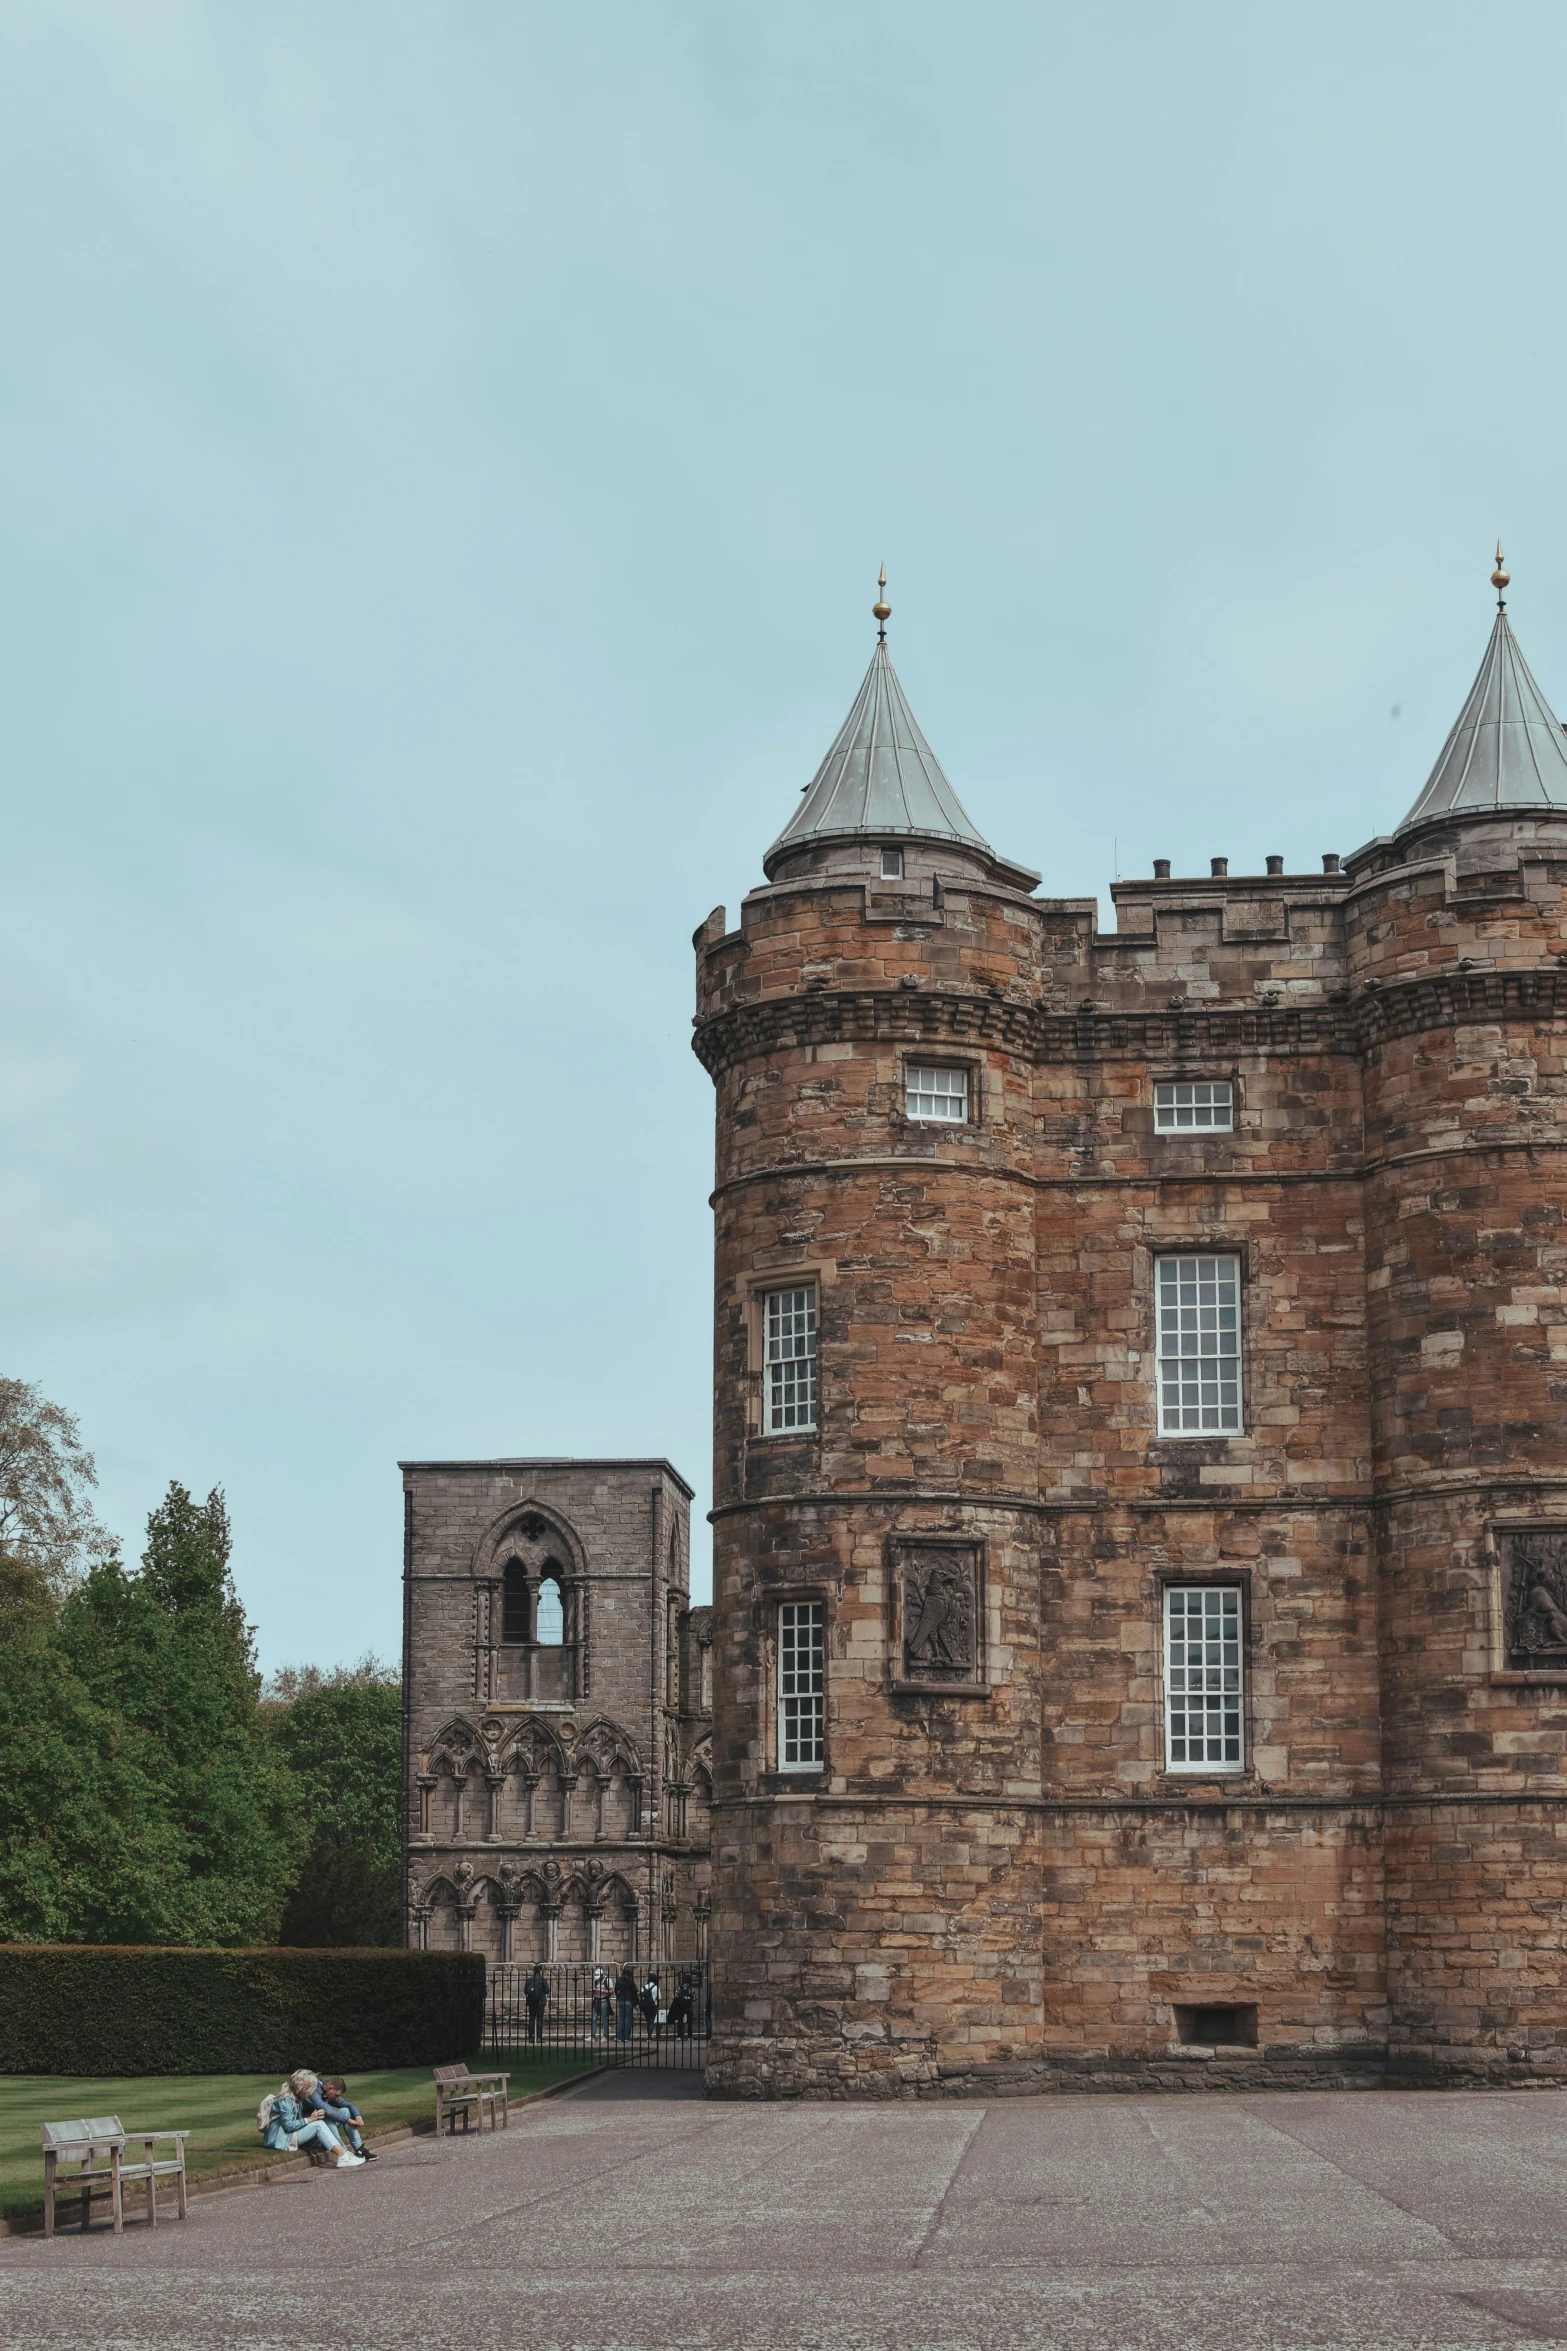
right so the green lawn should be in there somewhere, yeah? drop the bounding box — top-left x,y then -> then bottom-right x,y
0,2053 -> 600,2221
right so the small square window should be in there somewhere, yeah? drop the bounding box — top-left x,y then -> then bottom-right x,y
880,847 -> 904,879
762,1286 -> 818,1434
778,1600 -> 825,1769
905,1065 -> 969,1123
1154,1080 -> 1233,1132
1164,1585 -> 1244,1771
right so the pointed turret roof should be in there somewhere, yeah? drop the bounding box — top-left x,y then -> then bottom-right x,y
1399,593 -> 1567,832
764,637 -> 1001,876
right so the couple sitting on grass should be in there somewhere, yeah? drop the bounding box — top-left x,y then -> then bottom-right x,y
258,2071 -> 374,2170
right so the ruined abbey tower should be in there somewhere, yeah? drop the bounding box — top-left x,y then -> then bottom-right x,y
693,556 -> 1567,2096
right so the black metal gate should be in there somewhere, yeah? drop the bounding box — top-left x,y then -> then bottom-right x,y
487,1962 -> 710,2069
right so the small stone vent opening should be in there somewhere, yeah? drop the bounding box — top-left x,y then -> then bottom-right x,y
1174,2003 -> 1258,2048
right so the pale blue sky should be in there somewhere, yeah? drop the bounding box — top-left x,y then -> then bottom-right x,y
3,3 -> 1564,1667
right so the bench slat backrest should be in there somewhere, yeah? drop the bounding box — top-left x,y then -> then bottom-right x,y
41,2117 -> 124,2151
433,2065 -> 473,2088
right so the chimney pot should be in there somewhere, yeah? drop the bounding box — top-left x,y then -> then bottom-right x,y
1153,858 -> 1171,880
1266,855 -> 1284,875
1322,852 -> 1341,874
1211,857 -> 1228,877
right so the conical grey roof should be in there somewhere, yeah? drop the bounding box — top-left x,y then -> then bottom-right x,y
765,640 -> 995,870
1399,606 -> 1567,831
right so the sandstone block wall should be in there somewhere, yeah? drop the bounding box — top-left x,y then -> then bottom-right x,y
696,809 -> 1567,2096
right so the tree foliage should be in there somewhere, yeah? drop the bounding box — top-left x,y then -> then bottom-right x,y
269,1668 -> 404,1949
0,1385 -> 407,1951
0,1378 -> 115,1600
49,1484 -> 309,1945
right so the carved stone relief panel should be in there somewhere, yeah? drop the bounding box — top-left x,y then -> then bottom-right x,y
890,1539 -> 986,1692
1501,1527 -> 1567,1668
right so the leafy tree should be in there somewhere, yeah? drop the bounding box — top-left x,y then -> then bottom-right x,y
0,1570 -> 188,1944
269,1661 -> 404,1948
0,1378 -> 116,1600
54,1483 -> 308,1945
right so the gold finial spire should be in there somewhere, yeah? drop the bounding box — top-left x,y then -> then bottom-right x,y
872,562 -> 891,640
1492,540 -> 1510,608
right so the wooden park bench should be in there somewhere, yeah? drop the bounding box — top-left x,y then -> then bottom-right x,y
433,2062 -> 510,2135
41,2117 -> 189,2237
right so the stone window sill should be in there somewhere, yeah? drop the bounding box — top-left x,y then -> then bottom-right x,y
1492,1669 -> 1567,1686
1151,1771 -> 1259,1797
759,1770 -> 828,1795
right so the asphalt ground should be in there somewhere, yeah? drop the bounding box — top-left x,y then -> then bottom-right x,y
4,2073 -> 1567,2348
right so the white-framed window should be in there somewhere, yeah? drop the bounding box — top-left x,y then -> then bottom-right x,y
905,1064 -> 969,1123
1156,1254 -> 1242,1435
778,1599 -> 825,1769
763,1285 -> 818,1434
1164,1585 -> 1243,1771
1155,1080 -> 1233,1132
880,846 -> 904,879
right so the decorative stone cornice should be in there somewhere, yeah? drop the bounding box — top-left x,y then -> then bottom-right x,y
691,966 -> 1567,1078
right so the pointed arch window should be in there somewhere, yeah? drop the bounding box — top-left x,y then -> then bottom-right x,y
501,1560 -> 530,1645
536,1568 -> 565,1646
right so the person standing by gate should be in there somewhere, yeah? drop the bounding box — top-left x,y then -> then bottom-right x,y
590,1966 -> 612,2041
614,1963 -> 637,2042
639,1970 -> 662,2039
524,1963 -> 550,2045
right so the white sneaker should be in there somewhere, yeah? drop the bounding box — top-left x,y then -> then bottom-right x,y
335,2152 -> 365,2168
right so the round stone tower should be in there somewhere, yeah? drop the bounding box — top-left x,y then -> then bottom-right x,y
1347,561 -> 1567,2079
696,558 -> 1567,2099
693,591 -> 1051,2095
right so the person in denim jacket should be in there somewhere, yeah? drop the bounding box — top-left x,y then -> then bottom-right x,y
259,2078 -> 362,2168
307,2074 -> 375,2160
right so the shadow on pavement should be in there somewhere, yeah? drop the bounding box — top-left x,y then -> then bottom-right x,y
564,2068 -> 708,2101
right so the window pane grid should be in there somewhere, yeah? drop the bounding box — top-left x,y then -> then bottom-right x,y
1164,1585 -> 1243,1769
1155,1080 -> 1234,1131
779,1600 -> 825,1769
1156,1254 -> 1242,1434
764,1287 -> 818,1433
905,1065 -> 969,1123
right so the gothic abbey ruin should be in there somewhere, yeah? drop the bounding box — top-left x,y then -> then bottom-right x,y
401,1458 -> 712,1971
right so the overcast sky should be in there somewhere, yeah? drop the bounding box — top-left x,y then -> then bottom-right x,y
3,2 -> 1565,1669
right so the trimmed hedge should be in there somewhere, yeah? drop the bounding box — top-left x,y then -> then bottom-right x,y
0,1946 -> 486,2076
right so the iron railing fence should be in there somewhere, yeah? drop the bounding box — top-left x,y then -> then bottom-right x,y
487,1961 -> 709,2069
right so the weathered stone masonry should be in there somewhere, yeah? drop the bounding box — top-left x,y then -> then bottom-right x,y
693,590 -> 1567,2097
401,1457 -> 712,1968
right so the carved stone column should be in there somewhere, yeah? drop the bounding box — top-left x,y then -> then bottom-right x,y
695,1894 -> 711,1966
594,1776 -> 609,1839
485,1774 -> 504,1841
416,1776 -> 436,1837
498,1906 -> 519,1963
543,1902 -> 562,1962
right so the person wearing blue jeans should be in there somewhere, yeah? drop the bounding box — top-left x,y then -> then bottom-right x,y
260,2083 -> 362,2168
309,2074 -> 375,2159
615,1963 -> 637,2041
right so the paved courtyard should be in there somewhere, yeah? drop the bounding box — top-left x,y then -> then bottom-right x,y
5,2074 -> 1567,2347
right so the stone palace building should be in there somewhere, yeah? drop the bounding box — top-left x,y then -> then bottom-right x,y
690,552 -> 1567,2095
